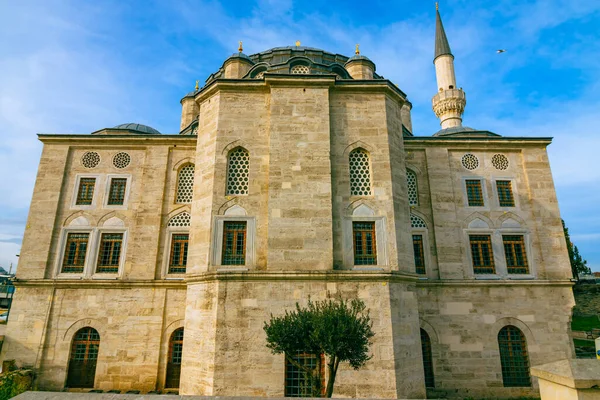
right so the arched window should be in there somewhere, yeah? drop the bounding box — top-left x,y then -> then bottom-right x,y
66,327 -> 100,388
176,164 -> 195,203
407,169 -> 418,206
411,214 -> 427,275
166,328 -> 184,388
349,148 -> 372,196
420,329 -> 435,388
226,147 -> 249,195
252,68 -> 267,79
498,326 -> 531,387
167,212 -> 191,274
290,64 -> 310,74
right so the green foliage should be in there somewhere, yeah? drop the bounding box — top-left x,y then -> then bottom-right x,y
0,369 -> 33,400
562,219 -> 591,279
264,297 -> 374,397
571,315 -> 600,331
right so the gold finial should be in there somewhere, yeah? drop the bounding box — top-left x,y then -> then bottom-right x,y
355,44 -> 360,55
295,40 -> 301,47
195,80 -> 199,91
436,2 -> 439,11
238,41 -> 243,52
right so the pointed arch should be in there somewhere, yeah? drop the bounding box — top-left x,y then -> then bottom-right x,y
226,147 -> 249,196
343,140 -> 374,156
176,163 -> 195,203
463,212 -> 494,229
497,212 -> 526,228
224,205 -> 247,216
165,327 -> 184,388
498,325 -> 531,387
172,157 -> 195,172
64,211 -> 96,227
168,212 -> 191,227
420,328 -> 435,388
406,168 -> 419,206
345,199 -> 378,217
349,148 -> 372,196
66,326 -> 101,388
97,211 -> 127,227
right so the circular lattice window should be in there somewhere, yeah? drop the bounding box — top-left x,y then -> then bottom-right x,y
168,212 -> 191,227
290,65 -> 310,74
349,149 -> 372,196
461,153 -> 479,170
492,154 -> 509,170
407,169 -> 418,206
113,152 -> 131,169
176,164 -> 195,203
226,148 -> 249,195
81,152 -> 100,168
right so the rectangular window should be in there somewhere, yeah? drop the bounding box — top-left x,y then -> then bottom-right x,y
169,234 -> 189,273
503,235 -> 529,274
222,221 -> 247,265
353,222 -> 377,265
76,178 -> 96,205
96,233 -> 123,273
413,235 -> 426,274
469,235 -> 495,274
285,351 -> 325,397
107,178 -> 127,205
466,180 -> 484,207
496,180 -> 515,207
61,233 -> 89,273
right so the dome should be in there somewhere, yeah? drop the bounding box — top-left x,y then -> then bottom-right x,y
112,123 -> 161,135
433,126 -> 500,137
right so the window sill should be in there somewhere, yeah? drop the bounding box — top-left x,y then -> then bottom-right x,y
91,274 -> 120,280
506,275 -> 535,280
55,274 -> 84,280
352,266 -> 384,271
216,267 -> 249,273
474,275 -> 502,280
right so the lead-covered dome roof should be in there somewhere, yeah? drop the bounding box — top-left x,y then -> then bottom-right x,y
112,123 -> 161,134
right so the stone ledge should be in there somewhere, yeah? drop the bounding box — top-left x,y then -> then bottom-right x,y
531,359 -> 600,389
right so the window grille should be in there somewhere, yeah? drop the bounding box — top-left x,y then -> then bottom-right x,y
461,153 -> 479,170
226,148 -> 249,195
62,233 -> 89,273
222,221 -> 247,265
67,327 -> 100,388
410,214 -> 427,229
285,351 -> 324,397
81,152 -> 100,168
492,154 -> 509,170
349,149 -> 372,196
466,180 -> 484,206
420,329 -> 435,388
413,235 -> 426,274
407,169 -> 418,205
107,178 -> 127,205
176,164 -> 195,203
166,328 -> 184,388
112,152 -> 131,169
76,178 -> 96,205
254,70 -> 265,79
96,233 -> 123,273
503,235 -> 529,274
496,180 -> 515,207
469,235 -> 495,274
353,221 -> 377,265
290,65 -> 310,74
498,326 -> 531,387
168,212 -> 191,227
169,234 -> 189,274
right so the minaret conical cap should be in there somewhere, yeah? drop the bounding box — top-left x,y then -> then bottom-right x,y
434,8 -> 453,61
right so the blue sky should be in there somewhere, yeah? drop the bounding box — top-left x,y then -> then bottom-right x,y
0,0 -> 599,273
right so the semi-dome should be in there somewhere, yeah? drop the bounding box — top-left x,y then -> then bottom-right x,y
112,123 -> 161,134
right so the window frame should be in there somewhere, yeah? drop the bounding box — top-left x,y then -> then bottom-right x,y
55,228 -> 96,279
103,174 -> 132,209
163,228 -> 190,278
91,228 -> 128,279
462,177 -> 488,209
71,174 -> 100,210
225,147 -> 250,196
499,229 -> 535,279
348,148 -> 374,197
491,177 -> 519,209
211,216 -> 256,269
175,163 -> 195,204
342,216 -> 387,269
406,168 -> 419,206
463,228 -> 500,279
410,214 -> 432,278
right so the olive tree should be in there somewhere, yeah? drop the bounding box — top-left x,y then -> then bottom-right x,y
263,297 -> 374,397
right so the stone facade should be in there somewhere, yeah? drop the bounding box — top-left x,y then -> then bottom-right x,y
1,15 -> 576,400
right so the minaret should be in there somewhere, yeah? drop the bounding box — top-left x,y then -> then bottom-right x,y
432,3 -> 466,129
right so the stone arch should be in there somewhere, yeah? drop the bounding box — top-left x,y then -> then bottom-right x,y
246,62 -> 269,79
497,212 -> 526,228
97,211 -> 127,227
166,205 -> 191,222
491,317 -> 537,347
157,319 -> 186,389
352,204 -> 375,217
222,140 -> 251,156
419,319 -> 439,344
64,211 -> 96,227
345,199 -> 378,217
342,140 -> 374,157
405,163 -> 423,176
224,204 -> 247,216
173,157 -> 195,172
63,318 -> 106,342
218,197 -> 248,215
463,212 -> 494,229
410,210 -> 431,228
330,63 -> 350,79
288,56 -> 313,68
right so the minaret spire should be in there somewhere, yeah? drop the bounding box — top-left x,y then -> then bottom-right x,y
431,4 -> 466,130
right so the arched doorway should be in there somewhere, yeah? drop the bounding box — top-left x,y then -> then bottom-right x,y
165,328 -> 184,388
420,329 -> 435,388
66,327 -> 100,388
498,325 -> 531,387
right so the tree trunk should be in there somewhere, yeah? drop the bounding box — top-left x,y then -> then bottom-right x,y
325,356 -> 340,398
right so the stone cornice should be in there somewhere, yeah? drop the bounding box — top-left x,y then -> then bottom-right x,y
37,134 -> 197,145
185,270 -> 420,284
416,279 -> 574,288
404,136 -> 553,147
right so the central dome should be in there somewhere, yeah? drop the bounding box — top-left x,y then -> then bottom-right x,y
112,123 -> 161,135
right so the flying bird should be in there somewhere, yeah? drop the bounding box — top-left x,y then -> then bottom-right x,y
497,49 -> 507,54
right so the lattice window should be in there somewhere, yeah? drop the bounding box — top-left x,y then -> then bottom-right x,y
96,233 -> 123,273
226,147 -> 249,196
76,178 -> 96,205
466,179 -> 484,207
176,164 -> 195,203
469,235 -> 495,274
81,152 -> 100,168
492,154 -> 509,170
285,351 -> 325,397
496,180 -> 515,207
222,221 -> 247,265
353,221 -> 377,265
461,153 -> 479,170
410,214 -> 427,229
503,235 -> 529,274
349,149 -> 372,196
407,169 -> 418,205
498,326 -> 531,387
62,233 -> 89,273
67,327 -> 100,388
166,328 -> 184,388
107,178 -> 127,205
168,234 -> 189,274
254,70 -> 265,79
112,152 -> 131,169
420,329 -> 435,388
290,64 -> 310,74
413,235 -> 426,275
168,212 -> 191,227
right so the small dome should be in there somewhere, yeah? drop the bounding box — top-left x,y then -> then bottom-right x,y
112,123 -> 161,134
433,126 -> 500,137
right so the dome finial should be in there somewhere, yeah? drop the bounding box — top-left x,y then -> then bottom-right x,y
355,44 -> 360,55
295,40 -> 301,47
195,80 -> 199,91
238,41 -> 243,52
436,2 -> 439,11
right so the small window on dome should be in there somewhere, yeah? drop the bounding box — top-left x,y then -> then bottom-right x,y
290,65 -> 310,74
253,70 -> 266,79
